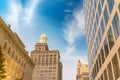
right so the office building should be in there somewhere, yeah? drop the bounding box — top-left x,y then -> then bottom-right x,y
76,60 -> 89,80
84,0 -> 120,80
31,34 -> 62,80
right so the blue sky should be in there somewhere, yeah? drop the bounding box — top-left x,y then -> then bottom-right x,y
0,0 -> 87,80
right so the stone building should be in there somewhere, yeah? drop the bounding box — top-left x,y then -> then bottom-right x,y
76,60 -> 89,80
84,0 -> 120,80
31,34 -> 62,80
0,17 -> 34,80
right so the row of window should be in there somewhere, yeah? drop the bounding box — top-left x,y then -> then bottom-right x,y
35,64 -> 57,67
31,54 -> 58,64
86,0 -> 117,57
33,77 -> 56,80
91,47 -> 120,80
31,54 -> 57,58
90,25 -> 115,71
98,53 -> 120,80
89,11 -> 120,69
3,42 -> 26,68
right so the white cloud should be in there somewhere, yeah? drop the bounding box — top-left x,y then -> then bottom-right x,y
63,9 -> 85,45
5,0 -> 40,31
64,9 -> 71,13
62,8 -> 87,80
67,1 -> 74,6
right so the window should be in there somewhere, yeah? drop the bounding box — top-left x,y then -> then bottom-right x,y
98,54 -> 102,68
104,6 -> 109,25
118,3 -> 120,12
98,28 -> 101,44
101,74 -> 104,80
12,51 -> 15,57
112,12 -> 120,40
107,62 -> 114,80
4,42 -> 7,49
101,0 -> 104,6
101,18 -> 105,35
100,46 -> 105,64
107,27 -> 114,50
118,47 -> 120,59
8,47 -> 11,54
112,54 -> 120,79
107,0 -> 114,13
98,2 -> 101,16
104,69 -> 108,80
94,21 -> 97,34
96,13 -> 99,25
104,38 -> 109,57
94,0 -> 96,11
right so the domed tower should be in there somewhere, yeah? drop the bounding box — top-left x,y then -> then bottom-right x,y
40,34 -> 47,43
31,34 -> 62,80
35,34 -> 49,51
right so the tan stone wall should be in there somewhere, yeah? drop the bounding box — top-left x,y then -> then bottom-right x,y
31,42 -> 62,80
0,17 -> 34,80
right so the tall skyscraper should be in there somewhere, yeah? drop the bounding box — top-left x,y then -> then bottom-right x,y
84,0 -> 120,80
76,60 -> 89,80
0,17 -> 34,80
31,34 -> 62,80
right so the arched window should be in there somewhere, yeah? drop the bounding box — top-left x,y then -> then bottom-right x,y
12,51 -> 15,57
3,42 -> 7,49
8,47 -> 11,54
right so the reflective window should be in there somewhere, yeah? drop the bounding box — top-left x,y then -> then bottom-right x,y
112,12 -> 120,40
118,47 -> 120,59
101,74 -> 103,80
98,54 -> 102,68
107,27 -> 114,50
104,69 -> 108,80
98,2 -> 101,16
101,0 -> 104,6
119,3 -> 120,12
100,46 -> 105,64
104,6 -> 109,25
107,0 -> 114,13
96,13 -> 99,25
112,54 -> 120,79
94,0 -> 96,11
104,38 -> 109,57
107,62 -> 114,80
94,20 -> 97,33
98,28 -> 101,44
101,18 -> 105,35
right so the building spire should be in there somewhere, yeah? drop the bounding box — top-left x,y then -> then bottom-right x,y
77,59 -> 81,67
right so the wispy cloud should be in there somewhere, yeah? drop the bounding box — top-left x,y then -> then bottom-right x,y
63,9 -> 85,45
5,0 -> 40,31
64,9 -> 71,13
62,8 -> 87,80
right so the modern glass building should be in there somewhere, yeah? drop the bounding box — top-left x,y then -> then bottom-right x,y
84,0 -> 120,80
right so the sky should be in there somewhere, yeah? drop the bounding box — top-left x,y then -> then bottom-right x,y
0,0 -> 88,80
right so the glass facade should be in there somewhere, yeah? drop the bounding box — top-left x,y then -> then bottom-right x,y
84,0 -> 120,80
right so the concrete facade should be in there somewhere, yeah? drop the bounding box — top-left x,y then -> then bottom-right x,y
0,17 -> 34,80
31,34 -> 62,80
76,60 -> 89,80
84,0 -> 120,80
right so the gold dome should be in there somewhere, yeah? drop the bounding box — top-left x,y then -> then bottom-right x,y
40,34 -> 47,43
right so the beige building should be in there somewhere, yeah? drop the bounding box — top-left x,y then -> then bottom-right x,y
0,17 -> 34,80
76,60 -> 89,80
84,0 -> 120,80
31,34 -> 62,80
